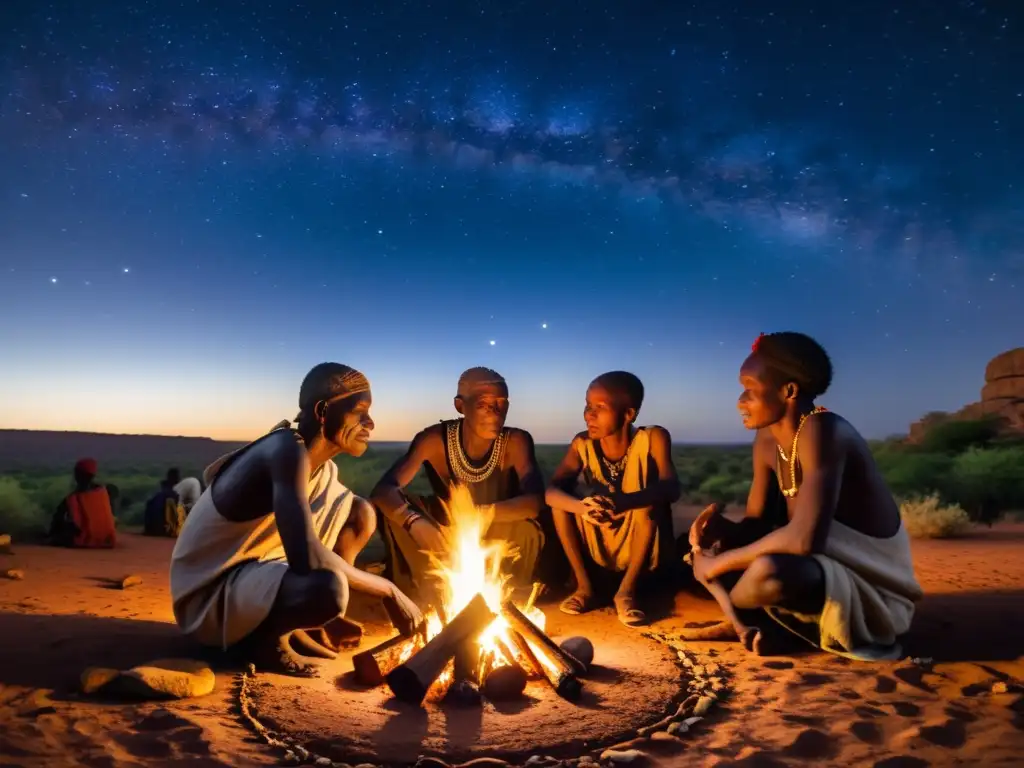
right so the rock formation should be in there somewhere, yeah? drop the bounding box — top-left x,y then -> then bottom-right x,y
908,347 -> 1024,442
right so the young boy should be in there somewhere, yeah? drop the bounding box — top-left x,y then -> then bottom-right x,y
687,332 -> 922,658
546,371 -> 681,627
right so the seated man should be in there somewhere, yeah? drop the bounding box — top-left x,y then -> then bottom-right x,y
546,372 -> 680,628
144,469 -> 186,537
170,363 -> 423,676
371,367 -> 546,605
49,458 -> 117,548
686,332 -> 923,659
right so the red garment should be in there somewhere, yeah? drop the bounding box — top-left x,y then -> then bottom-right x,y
66,487 -> 117,548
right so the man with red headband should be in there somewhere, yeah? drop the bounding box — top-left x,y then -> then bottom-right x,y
371,367 -> 548,605
684,332 -> 922,660
170,363 -> 423,676
49,458 -> 117,548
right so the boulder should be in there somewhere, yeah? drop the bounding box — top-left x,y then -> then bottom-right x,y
982,377 -> 1024,403
985,348 -> 1024,382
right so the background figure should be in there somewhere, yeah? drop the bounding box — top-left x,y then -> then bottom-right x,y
49,458 -> 117,548
172,474 -> 203,514
143,468 -> 186,537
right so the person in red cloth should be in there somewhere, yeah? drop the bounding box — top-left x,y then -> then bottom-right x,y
49,458 -> 117,548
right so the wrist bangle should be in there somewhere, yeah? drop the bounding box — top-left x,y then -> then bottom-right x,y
402,512 -> 423,534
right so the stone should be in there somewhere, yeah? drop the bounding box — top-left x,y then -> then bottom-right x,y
986,348 -> 1024,382
693,696 -> 715,716
316,759 -> 333,767
482,665 -> 528,700
415,759 -> 450,768
559,637 -> 594,670
80,666 -> 120,694
673,695 -> 699,718
294,746 -> 310,761
0,534 -> 11,553
3,568 -> 24,580
120,574 -> 143,589
282,751 -> 299,765
118,658 -> 215,699
457,760 -> 511,768
353,763 -> 378,768
599,749 -> 646,764
577,757 -> 595,765
444,680 -> 482,707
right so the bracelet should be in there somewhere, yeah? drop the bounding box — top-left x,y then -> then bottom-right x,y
402,510 -> 424,534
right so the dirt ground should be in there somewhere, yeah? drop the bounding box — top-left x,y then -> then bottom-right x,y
1,523 -> 1023,767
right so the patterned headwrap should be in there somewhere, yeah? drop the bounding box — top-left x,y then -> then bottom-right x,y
295,363 -> 371,421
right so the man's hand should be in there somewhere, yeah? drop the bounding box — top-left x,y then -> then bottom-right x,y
383,587 -> 424,637
689,503 -> 722,551
582,495 -> 617,527
408,517 -> 450,554
691,549 -> 717,584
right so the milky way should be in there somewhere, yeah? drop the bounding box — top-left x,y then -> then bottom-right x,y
3,1 -> 1021,276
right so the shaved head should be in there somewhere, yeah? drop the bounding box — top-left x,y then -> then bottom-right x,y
457,367 -> 508,399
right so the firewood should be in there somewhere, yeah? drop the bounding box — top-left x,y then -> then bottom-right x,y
387,593 -> 494,706
500,601 -> 583,701
352,628 -> 421,687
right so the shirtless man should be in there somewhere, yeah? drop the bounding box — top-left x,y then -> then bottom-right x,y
546,372 -> 680,627
371,367 -> 546,605
687,332 -> 921,657
170,363 -> 423,675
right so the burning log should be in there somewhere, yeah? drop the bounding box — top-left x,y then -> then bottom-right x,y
500,600 -> 584,701
386,593 -> 495,706
506,629 -> 545,679
352,628 -> 422,687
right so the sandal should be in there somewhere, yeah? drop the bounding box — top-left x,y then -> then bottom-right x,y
614,595 -> 647,628
559,592 -> 597,616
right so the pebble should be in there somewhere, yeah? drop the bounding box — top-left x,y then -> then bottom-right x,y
415,759 -> 450,768
559,637 -> 595,670
120,574 -> 143,589
578,757 -> 595,765
705,662 -> 720,675
674,695 -> 699,718
294,747 -> 310,761
282,752 -> 299,765
692,696 -> 715,716
353,763 -> 378,768
457,759 -> 511,768
599,749 -> 646,764
315,759 -> 332,767
483,665 -> 528,700
3,568 -> 25,580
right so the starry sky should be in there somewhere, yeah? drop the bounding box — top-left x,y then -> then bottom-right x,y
1,1 -> 1022,444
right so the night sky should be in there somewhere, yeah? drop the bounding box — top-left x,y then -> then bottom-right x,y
1,1 -> 1021,443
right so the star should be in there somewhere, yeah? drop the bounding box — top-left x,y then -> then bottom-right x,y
489,340 -> 496,346
50,277 -> 57,284
541,322 -> 548,329
122,267 -> 130,273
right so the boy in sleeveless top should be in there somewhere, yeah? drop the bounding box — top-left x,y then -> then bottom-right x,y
371,367 -> 547,605
546,372 -> 681,628
686,333 -> 922,658
170,363 -> 423,676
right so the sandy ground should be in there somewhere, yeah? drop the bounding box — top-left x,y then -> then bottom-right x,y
1,522 -> 1023,768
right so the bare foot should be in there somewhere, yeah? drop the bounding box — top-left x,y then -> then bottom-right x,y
290,629 -> 338,660
320,615 -> 364,650
251,632 -> 319,676
742,627 -> 789,657
681,620 -> 740,641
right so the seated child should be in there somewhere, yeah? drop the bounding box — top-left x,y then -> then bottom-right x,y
546,371 -> 681,628
686,332 -> 923,659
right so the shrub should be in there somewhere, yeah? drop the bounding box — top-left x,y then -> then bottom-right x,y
918,417 -> 1003,454
696,473 -> 750,505
876,452 -> 954,500
0,477 -> 45,537
949,446 -> 1024,523
900,494 -> 971,539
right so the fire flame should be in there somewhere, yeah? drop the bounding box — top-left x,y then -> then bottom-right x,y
396,485 -> 556,693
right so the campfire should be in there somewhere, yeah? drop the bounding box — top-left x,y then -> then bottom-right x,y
353,486 -> 586,706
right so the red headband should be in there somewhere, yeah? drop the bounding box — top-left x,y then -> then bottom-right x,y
751,332 -> 766,353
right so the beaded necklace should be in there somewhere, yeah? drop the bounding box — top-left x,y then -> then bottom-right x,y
777,406 -> 828,498
446,419 -> 507,484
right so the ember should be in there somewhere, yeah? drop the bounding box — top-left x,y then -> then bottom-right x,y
355,485 -> 584,706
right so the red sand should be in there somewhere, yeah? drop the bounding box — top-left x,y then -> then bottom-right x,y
1,526 -> 1023,767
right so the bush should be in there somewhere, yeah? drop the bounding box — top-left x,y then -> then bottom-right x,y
876,451 -> 954,500
949,446 -> 1024,523
0,477 -> 45,537
696,473 -> 750,505
918,417 -> 1003,454
900,494 -> 972,539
